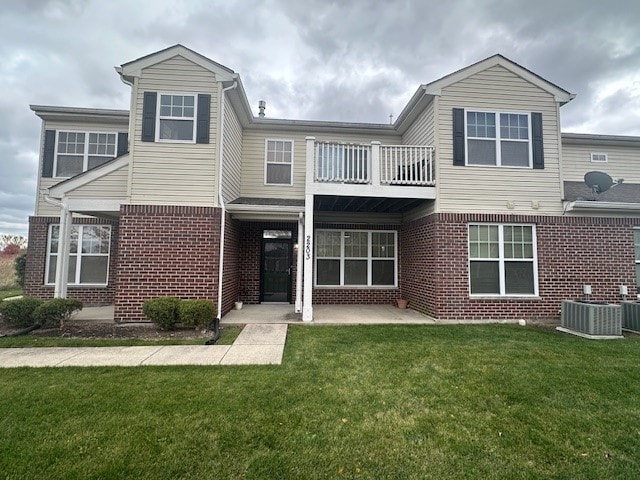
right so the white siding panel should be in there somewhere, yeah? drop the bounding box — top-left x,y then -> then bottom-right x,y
402,99 -> 435,145
562,143 -> 640,183
130,55 -> 218,205
222,100 -> 242,202
67,165 -> 129,199
241,130 -> 402,199
437,65 -> 563,215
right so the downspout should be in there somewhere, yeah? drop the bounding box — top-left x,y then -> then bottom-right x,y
214,80 -> 238,324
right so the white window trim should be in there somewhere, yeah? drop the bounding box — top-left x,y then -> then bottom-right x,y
53,130 -> 117,178
45,224 -> 111,287
315,229 -> 398,288
590,152 -> 608,163
468,223 -> 539,297
155,92 -> 198,144
464,109 -> 533,168
264,138 -> 294,186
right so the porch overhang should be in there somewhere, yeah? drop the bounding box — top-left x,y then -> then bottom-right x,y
565,200 -> 640,214
226,197 -> 304,221
314,195 -> 428,214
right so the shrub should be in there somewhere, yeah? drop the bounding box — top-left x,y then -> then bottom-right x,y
14,253 -> 26,288
0,297 -> 42,327
179,299 -> 215,327
2,243 -> 21,256
33,298 -> 83,328
143,297 -> 181,330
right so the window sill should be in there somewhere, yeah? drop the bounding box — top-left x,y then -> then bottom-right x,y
469,295 -> 540,300
315,285 -> 399,290
155,139 -> 196,144
465,164 -> 532,169
45,283 -> 109,288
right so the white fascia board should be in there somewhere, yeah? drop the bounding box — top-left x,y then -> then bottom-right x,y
423,55 -> 574,104
226,204 -> 304,215
119,45 -> 236,81
66,198 -> 123,212
48,155 -> 129,198
566,201 -> 640,213
307,183 -> 437,199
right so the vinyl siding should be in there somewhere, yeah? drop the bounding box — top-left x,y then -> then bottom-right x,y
402,98 -> 435,145
241,130 -> 402,199
437,65 -> 563,215
130,55 -> 218,205
221,100 -> 242,202
35,119 -> 128,216
562,142 -> 640,183
66,165 -> 129,199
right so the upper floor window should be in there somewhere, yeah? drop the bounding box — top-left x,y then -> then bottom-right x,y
55,131 -> 116,178
157,94 -> 196,142
468,224 -> 538,296
466,111 -> 532,167
590,152 -> 608,163
265,139 -> 293,185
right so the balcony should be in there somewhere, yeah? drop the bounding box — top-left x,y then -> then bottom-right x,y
305,138 -> 436,200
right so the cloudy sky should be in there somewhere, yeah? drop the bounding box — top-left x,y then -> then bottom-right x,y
1,0 -> 639,237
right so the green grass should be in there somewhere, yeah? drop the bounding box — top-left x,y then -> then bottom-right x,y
1,324 -> 639,479
0,288 -> 22,300
0,325 -> 243,347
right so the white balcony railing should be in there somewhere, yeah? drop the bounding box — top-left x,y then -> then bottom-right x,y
312,141 -> 435,187
315,142 -> 371,184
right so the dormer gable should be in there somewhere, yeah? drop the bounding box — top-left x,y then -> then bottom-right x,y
115,44 -> 237,82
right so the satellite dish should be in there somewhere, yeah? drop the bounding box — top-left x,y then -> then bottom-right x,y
585,171 -> 614,194
584,171 -> 623,199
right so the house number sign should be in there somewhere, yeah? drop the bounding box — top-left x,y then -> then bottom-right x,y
305,235 -> 312,260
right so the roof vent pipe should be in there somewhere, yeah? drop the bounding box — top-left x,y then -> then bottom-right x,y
258,100 -> 266,118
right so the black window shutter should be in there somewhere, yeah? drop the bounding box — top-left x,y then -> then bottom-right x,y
141,92 -> 157,142
196,94 -> 211,144
117,132 -> 128,156
42,129 -> 56,178
531,112 -> 544,169
452,108 -> 465,166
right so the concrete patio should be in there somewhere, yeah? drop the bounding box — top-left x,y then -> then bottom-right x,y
71,304 -> 438,325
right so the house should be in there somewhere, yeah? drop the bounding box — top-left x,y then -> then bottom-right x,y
25,45 -> 640,323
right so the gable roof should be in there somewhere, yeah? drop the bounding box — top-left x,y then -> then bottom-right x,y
395,54 -> 575,134
116,44 -> 237,82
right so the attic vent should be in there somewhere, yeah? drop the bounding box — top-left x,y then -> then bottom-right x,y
258,100 -> 266,118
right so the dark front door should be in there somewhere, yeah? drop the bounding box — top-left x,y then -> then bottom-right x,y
261,239 -> 292,303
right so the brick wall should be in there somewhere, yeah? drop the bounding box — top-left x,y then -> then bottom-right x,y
222,213 -> 240,315
24,216 -> 118,305
239,221 -> 298,304
114,205 -> 220,322
312,222 -> 401,304
402,213 -> 640,321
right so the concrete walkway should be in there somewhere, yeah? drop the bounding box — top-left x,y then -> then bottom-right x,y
0,323 -> 288,368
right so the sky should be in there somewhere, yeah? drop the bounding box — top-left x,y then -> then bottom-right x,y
1,0 -> 639,238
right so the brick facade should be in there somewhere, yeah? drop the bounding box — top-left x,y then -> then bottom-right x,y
24,216 -> 118,305
222,213 -> 241,314
401,213 -> 640,321
114,205 -> 221,322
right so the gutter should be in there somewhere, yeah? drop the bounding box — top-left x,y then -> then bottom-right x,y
215,80 -> 238,321
565,201 -> 640,213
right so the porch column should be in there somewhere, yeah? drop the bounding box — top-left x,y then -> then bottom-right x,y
371,141 -> 381,187
295,212 -> 304,313
302,194 -> 314,321
54,199 -> 72,298
302,136 -> 316,321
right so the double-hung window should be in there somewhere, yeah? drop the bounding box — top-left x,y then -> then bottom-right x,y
466,111 -> 532,167
46,225 -> 111,285
315,229 -> 397,287
469,224 -> 538,296
265,139 -> 293,185
55,131 -> 117,177
157,94 -> 196,142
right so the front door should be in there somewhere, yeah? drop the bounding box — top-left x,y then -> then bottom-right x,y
261,239 -> 292,303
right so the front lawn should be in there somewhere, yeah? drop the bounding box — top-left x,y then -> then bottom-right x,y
0,288 -> 22,300
1,324 -> 639,479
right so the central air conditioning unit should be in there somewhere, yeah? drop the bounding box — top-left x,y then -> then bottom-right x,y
621,301 -> 640,334
559,300 -> 622,338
